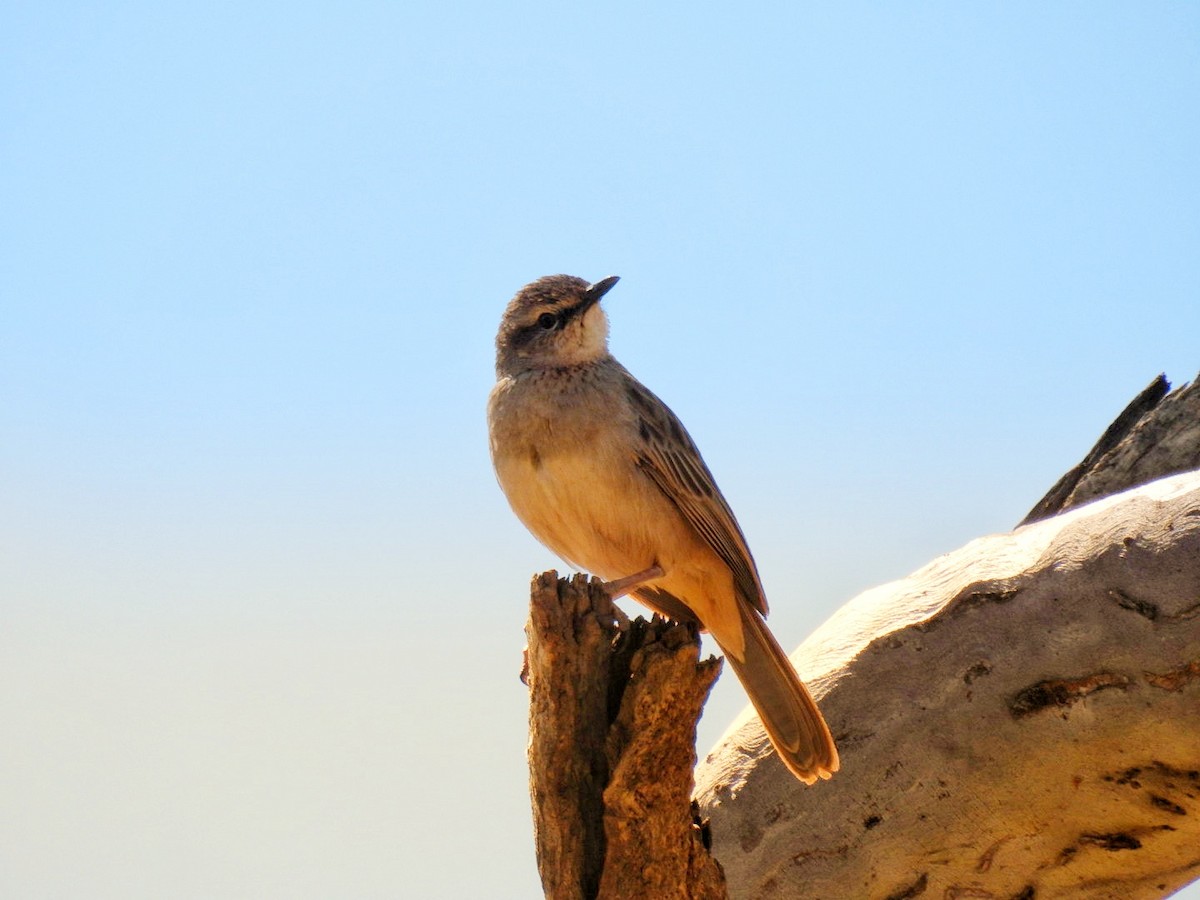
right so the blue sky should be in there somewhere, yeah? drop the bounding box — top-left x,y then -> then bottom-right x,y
3,4 -> 1198,897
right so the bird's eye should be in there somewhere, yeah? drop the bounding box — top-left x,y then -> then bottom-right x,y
537,312 -> 558,330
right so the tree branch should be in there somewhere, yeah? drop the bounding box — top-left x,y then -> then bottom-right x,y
696,373 -> 1200,899
1022,373 -> 1200,525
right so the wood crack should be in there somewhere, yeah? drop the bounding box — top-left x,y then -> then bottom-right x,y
1008,672 -> 1131,717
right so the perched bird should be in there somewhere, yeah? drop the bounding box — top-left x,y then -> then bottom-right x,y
487,274 -> 838,784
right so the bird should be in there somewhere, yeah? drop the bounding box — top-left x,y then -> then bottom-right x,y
486,273 -> 838,784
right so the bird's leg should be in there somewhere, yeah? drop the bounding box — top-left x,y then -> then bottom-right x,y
601,564 -> 664,599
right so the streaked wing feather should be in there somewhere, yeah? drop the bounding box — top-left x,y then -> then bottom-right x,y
624,375 -> 768,615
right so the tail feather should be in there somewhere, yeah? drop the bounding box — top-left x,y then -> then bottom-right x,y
718,602 -> 839,784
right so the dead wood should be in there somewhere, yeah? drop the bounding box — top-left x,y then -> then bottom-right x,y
696,373 -> 1200,899
526,573 -> 727,900
1022,373 -> 1200,525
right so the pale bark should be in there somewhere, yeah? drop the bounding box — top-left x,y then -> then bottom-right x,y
696,472 -> 1200,898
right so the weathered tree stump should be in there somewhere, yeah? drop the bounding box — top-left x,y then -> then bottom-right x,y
526,573 -> 728,899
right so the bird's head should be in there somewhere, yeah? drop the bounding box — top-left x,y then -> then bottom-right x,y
494,274 -> 620,376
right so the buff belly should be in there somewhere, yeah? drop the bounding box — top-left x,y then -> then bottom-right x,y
492,442 -> 744,655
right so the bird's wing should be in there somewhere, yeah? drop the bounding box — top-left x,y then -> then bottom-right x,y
623,373 -> 769,616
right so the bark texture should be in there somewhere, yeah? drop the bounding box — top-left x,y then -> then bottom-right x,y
526,572 -> 728,900
1023,374 -> 1200,525
695,373 -> 1200,899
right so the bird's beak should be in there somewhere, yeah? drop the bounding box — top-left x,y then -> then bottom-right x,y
582,275 -> 620,308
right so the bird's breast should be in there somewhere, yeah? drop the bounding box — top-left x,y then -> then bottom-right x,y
492,433 -> 663,579
488,371 -> 670,579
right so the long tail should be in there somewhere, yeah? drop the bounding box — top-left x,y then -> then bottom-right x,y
716,601 -> 839,784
